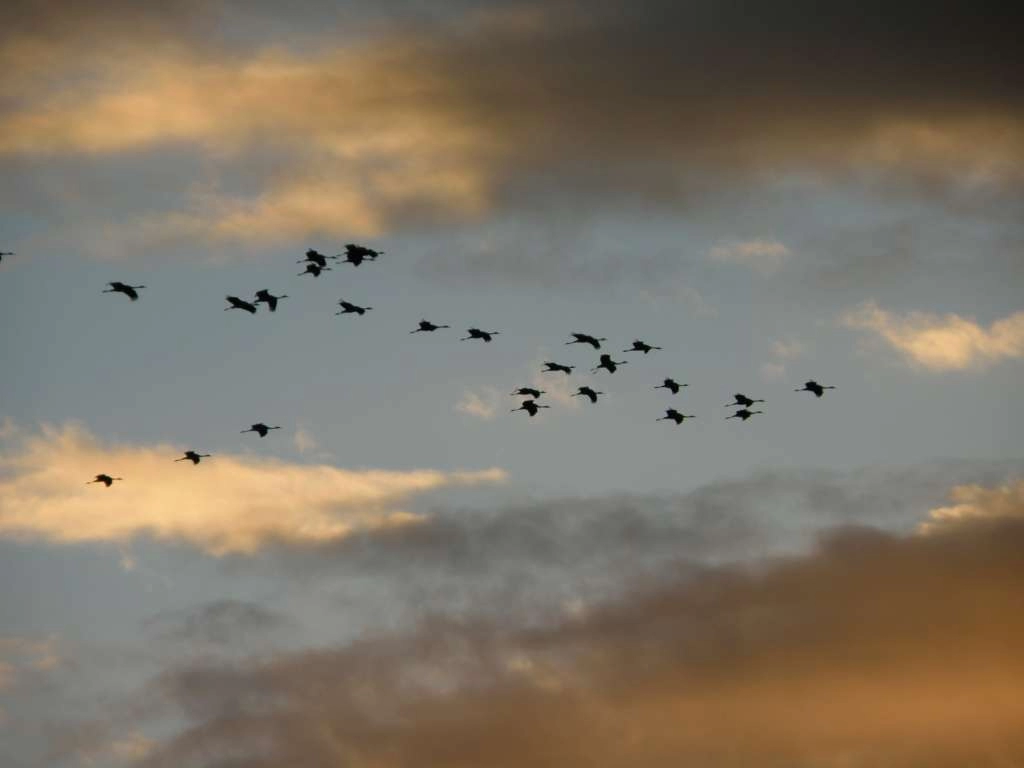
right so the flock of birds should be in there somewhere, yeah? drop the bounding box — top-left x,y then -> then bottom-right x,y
4,244 -> 837,489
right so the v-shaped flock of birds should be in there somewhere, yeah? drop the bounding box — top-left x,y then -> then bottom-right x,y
3,243 -> 836,489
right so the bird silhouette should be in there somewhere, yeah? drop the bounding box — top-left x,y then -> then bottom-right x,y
572,386 -> 603,403
625,340 -> 661,354
795,380 -> 836,398
726,409 -> 763,421
511,387 -> 544,398
592,354 -> 627,374
461,328 -> 499,342
0,250 -> 12,262
654,378 -> 687,394
339,244 -> 383,267
87,474 -> 122,487
103,282 -> 145,301
241,423 -> 281,438
658,408 -> 695,424
254,289 -> 288,312
336,300 -> 372,316
511,399 -> 550,417
542,362 -> 574,375
410,320 -> 450,333
298,263 -> 331,278
566,333 -> 606,349
298,249 -> 335,268
175,451 -> 211,464
225,296 -> 258,314
724,393 -> 765,408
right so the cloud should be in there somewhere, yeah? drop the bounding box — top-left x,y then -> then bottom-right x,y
125,495 -> 1024,767
710,239 -> 791,274
455,387 -> 502,420
843,300 -> 1024,370
291,426 -> 317,456
921,479 -> 1024,533
0,422 -> 506,555
143,599 -> 290,648
759,338 -> 805,380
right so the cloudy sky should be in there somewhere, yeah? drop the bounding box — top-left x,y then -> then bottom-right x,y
1,1 -> 1023,765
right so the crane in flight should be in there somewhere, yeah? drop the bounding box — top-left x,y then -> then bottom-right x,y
724,393 -> 764,408
410,320 -> 450,333
336,300 -> 372,316
726,409 -> 763,421
298,249 -> 335,268
87,474 -> 122,487
298,263 -> 331,278
241,423 -> 281,438
658,409 -> 695,424
566,333 -> 606,349
511,399 -> 550,417
175,451 -> 211,464
339,244 -> 383,267
510,387 -> 544,398
795,380 -> 837,398
225,296 -> 258,314
461,328 -> 499,342
254,290 -> 287,312
592,354 -> 627,374
572,386 -> 603,403
625,340 -> 661,354
542,362 -> 574,375
654,378 -> 687,394
103,282 -> 145,301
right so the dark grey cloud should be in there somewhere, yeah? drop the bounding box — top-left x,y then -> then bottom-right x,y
134,511 -> 1024,767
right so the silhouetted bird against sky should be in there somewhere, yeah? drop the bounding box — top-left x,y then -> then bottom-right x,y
511,387 -> 544,398
339,244 -> 382,267
592,353 -> 627,374
543,362 -> 574,375
225,296 -> 257,314
727,409 -> 763,421
410,320 -> 449,333
725,393 -> 764,408
103,282 -> 145,301
625,340 -> 661,354
461,328 -> 499,342
298,263 -> 330,278
511,399 -> 550,417
254,289 -> 287,312
658,408 -> 695,425
566,333 -> 606,349
572,386 -> 603,403
241,423 -> 281,438
654,378 -> 687,394
299,249 -> 334,268
336,300 -> 372,316
175,450 -> 211,464
87,474 -> 122,487
795,380 -> 837,398
0,250 -> 12,262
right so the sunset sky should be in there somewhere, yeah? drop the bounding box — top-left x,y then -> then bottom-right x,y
2,1 -> 1023,765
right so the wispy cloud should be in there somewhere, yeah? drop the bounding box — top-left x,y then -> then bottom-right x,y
0,423 -> 506,555
710,238 -> 791,274
843,301 -> 1024,370
921,479 -> 1024,533
760,338 -> 805,380
455,387 -> 502,421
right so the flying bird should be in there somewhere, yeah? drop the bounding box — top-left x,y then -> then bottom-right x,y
298,263 -> 331,278
566,333 -> 606,349
175,451 -> 211,464
542,362 -> 574,375
254,289 -> 288,312
461,328 -> 499,342
103,282 -> 145,301
592,354 -> 627,374
0,250 -> 12,262
654,378 -> 687,394
87,474 -> 122,487
410,320 -> 450,333
795,380 -> 837,398
510,387 -> 544,398
511,399 -> 550,417
241,423 -> 281,438
225,295 -> 258,314
572,386 -> 604,403
339,243 -> 383,267
298,249 -> 335,268
625,340 -> 661,354
336,300 -> 372,316
726,409 -> 763,421
724,393 -> 764,408
658,409 -> 695,425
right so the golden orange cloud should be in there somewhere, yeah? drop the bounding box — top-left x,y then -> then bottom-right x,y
0,423 -> 506,555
